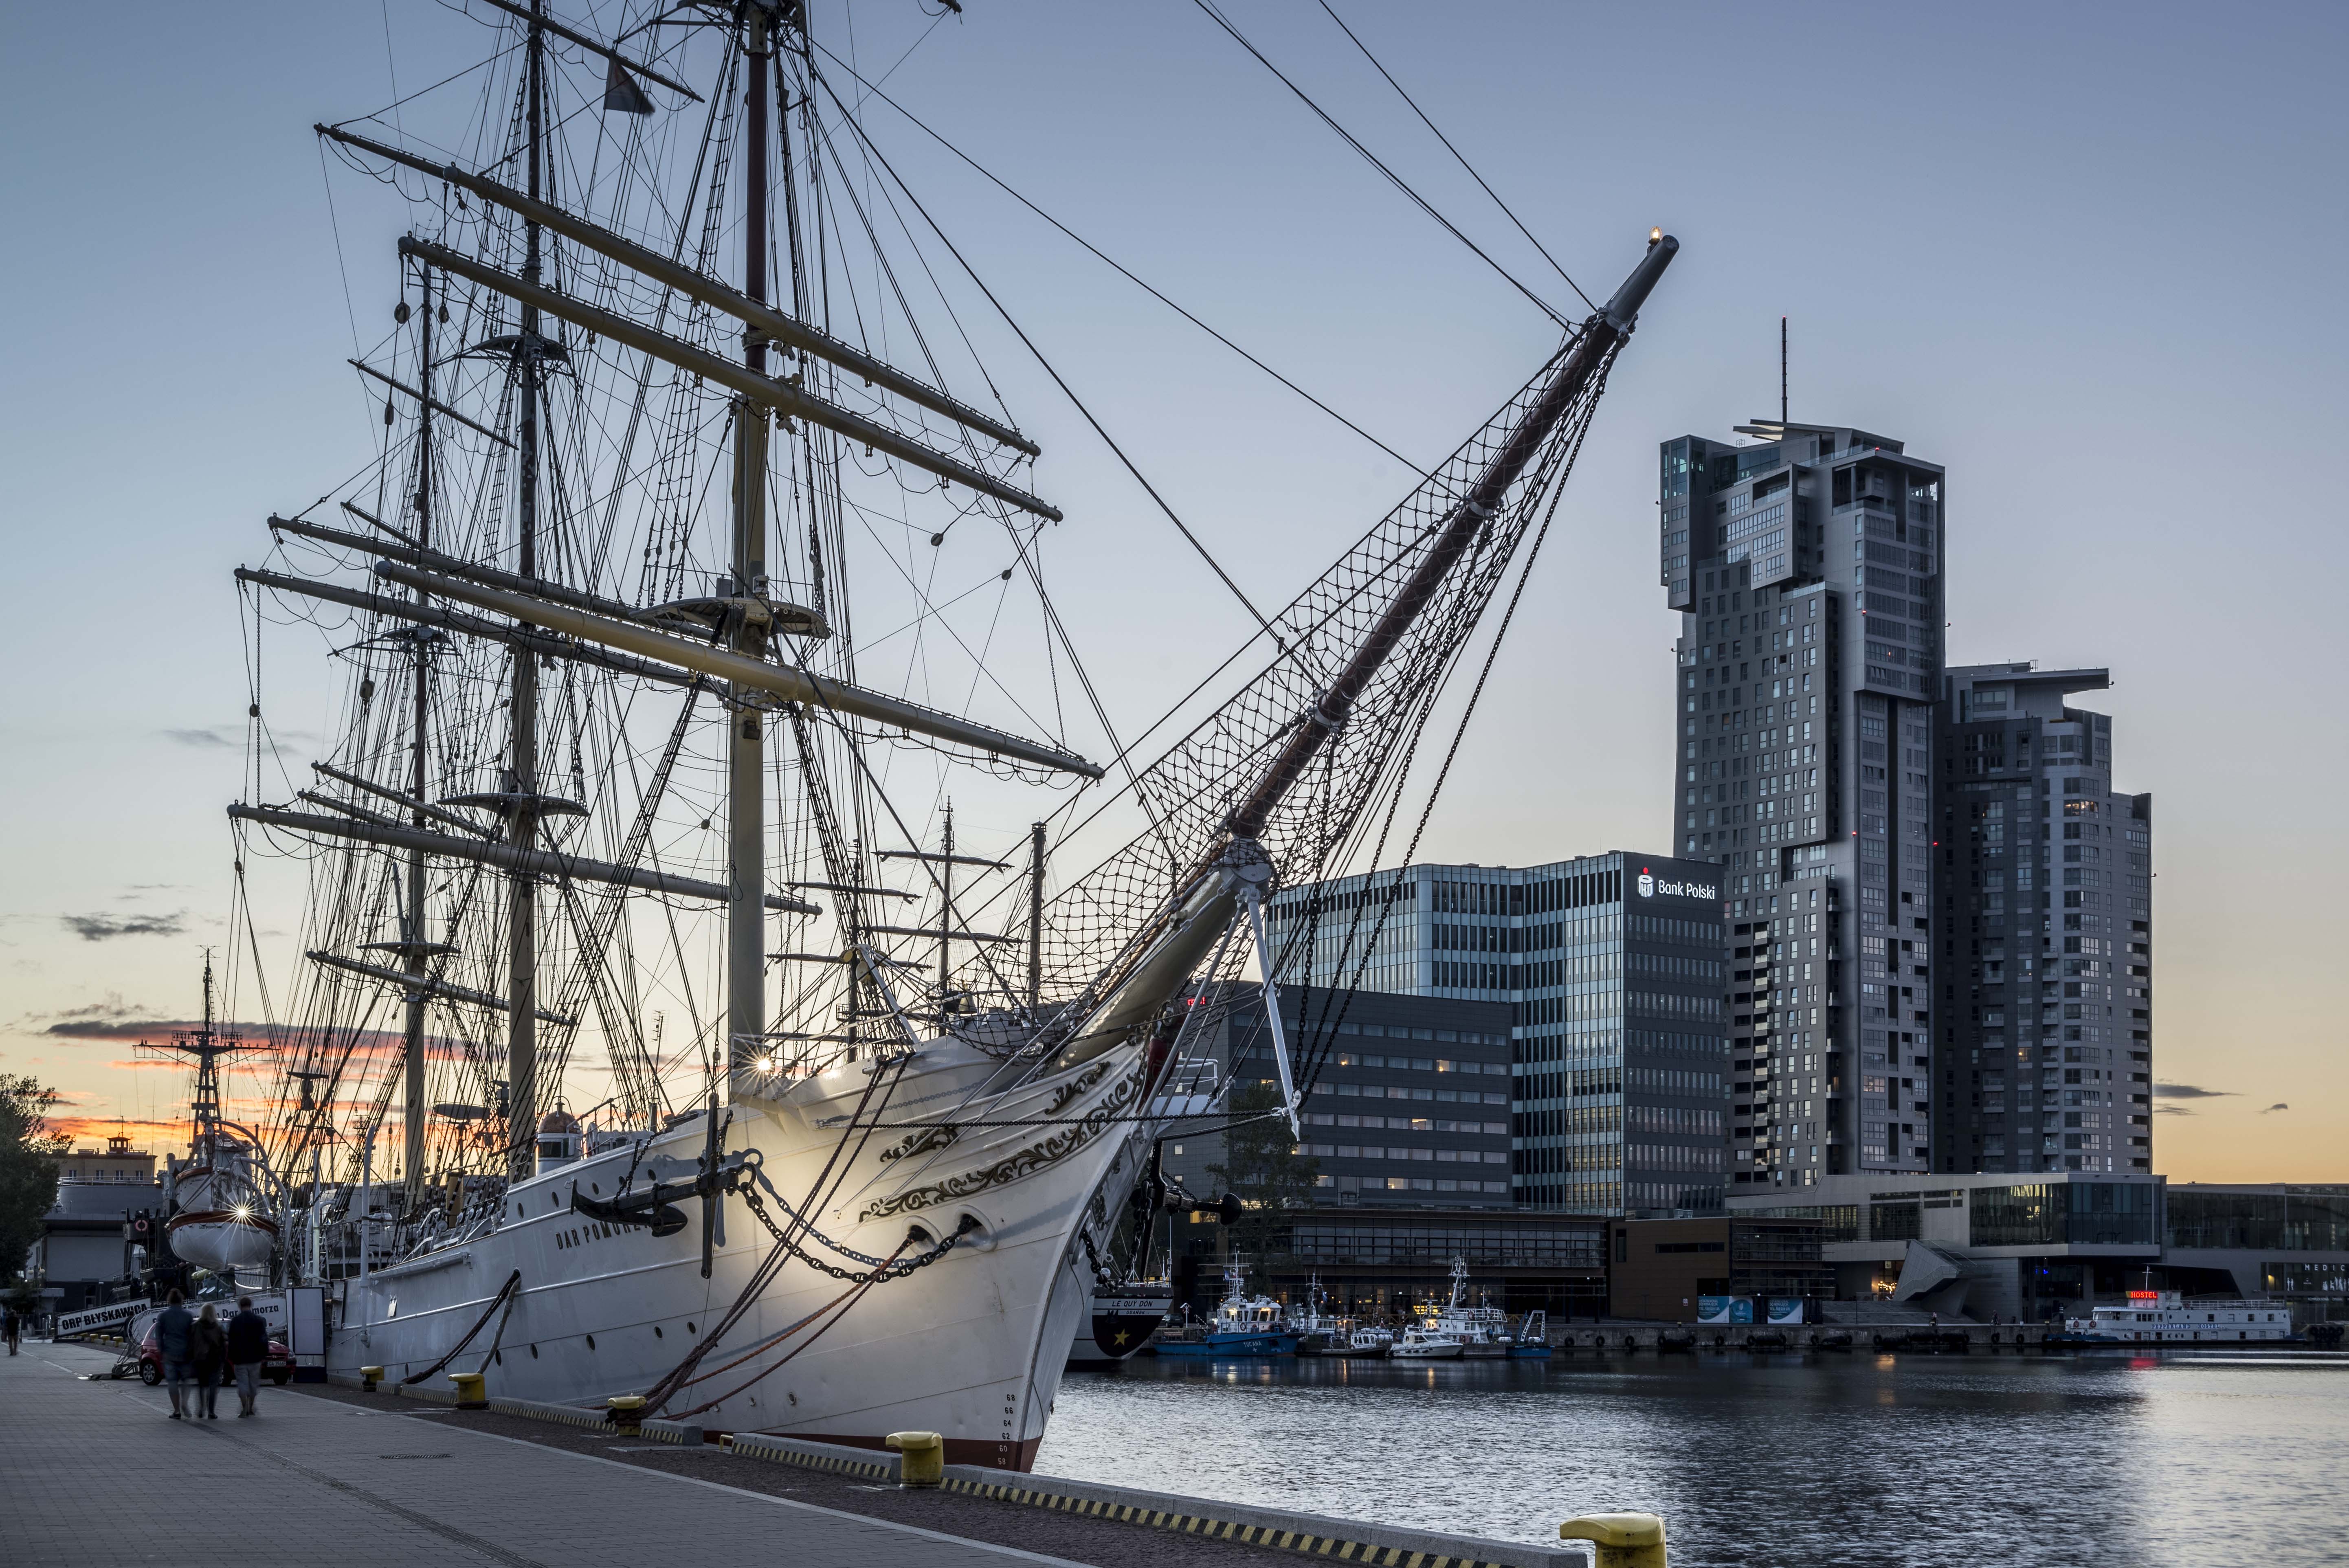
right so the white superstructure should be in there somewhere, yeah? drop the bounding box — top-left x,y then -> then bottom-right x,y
2064,1290 -> 2293,1344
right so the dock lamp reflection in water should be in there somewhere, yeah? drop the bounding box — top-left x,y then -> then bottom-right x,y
1561,1513 -> 1667,1568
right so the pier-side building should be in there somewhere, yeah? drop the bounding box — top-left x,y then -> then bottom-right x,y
1264,853 -> 1728,1217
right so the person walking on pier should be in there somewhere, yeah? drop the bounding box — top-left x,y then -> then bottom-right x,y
226,1297 -> 269,1418
191,1303 -> 227,1420
155,1290 -> 195,1419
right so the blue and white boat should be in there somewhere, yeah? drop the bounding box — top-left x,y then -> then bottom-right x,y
1154,1263 -> 1299,1357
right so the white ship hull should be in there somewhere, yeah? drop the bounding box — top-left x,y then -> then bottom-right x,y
331,1038 -> 1154,1470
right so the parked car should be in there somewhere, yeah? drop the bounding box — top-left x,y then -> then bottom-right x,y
137,1322 -> 295,1387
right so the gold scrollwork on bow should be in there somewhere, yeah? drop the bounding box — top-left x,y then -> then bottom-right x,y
860,1061 -> 1141,1221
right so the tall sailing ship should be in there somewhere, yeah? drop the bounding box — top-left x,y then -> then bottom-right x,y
226,0 -> 1675,1467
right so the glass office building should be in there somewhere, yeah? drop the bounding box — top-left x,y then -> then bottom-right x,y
1157,985 -> 1516,1210
1266,852 -> 1728,1217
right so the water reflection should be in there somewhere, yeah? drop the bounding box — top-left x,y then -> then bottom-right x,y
1044,1353 -> 2346,1568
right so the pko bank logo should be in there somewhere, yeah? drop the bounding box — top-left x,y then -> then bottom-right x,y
1639,867 -> 1718,902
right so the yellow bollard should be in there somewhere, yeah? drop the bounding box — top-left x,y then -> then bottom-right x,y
608,1395 -> 647,1430
447,1371 -> 488,1409
886,1430 -> 945,1489
1560,1513 -> 1667,1568
360,1366 -> 384,1394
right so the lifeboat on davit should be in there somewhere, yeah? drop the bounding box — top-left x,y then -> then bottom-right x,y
167,1138 -> 277,1274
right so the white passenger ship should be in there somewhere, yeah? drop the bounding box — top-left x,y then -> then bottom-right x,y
2063,1290 -> 2294,1344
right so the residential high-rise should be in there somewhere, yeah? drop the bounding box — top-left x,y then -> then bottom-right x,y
1660,421 -> 1946,1190
1266,852 -> 1728,1216
1934,663 -> 2153,1174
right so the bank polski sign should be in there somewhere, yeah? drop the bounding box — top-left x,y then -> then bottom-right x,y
1638,867 -> 1717,902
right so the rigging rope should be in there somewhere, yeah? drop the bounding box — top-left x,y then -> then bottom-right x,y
1190,0 -> 1571,328
807,39 -> 1426,477
640,1055 -> 907,1414
1310,0 -> 1595,312
398,1269 -> 523,1386
809,64 -> 1291,657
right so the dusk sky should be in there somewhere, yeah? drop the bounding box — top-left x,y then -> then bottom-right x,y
2,1 -> 2342,1180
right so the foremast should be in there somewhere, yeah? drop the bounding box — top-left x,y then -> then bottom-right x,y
403,261 -> 436,1207
726,1 -> 776,1089
504,0 -> 549,1182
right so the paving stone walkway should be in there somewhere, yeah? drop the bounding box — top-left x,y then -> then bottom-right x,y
0,1340 -> 1085,1568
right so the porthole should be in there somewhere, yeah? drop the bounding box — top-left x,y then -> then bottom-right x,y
686,1321 -> 697,1335
585,1335 -> 596,1351
529,1345 -> 539,1359
654,1326 -> 664,1339
591,1183 -> 600,1195
493,1350 -> 503,1365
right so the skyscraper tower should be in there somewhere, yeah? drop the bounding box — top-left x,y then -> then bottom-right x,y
1934,663 -> 2153,1173
1659,422 -> 1945,1189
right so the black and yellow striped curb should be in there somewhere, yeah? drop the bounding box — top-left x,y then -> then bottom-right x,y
724,1432 -> 897,1479
940,1478 -> 1541,1568
471,1405 -> 1562,1568
483,1395 -> 701,1446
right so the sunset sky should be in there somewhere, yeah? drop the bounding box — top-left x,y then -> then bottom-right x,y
2,1 -> 2342,1180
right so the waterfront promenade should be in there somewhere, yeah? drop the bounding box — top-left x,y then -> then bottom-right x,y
2,1343 -> 1553,1568
0,1342 -> 1123,1568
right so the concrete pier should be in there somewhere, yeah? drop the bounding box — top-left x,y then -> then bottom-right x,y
2,1341 -> 1573,1568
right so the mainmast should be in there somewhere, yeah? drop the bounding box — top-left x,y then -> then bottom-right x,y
505,0 -> 547,1180
726,2 -> 776,1076
404,261 -> 436,1208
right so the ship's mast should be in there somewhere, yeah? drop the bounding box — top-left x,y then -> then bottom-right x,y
1026,821 -> 1046,1012
936,803 -> 954,1008
404,261 -> 435,1208
505,0 -> 546,1180
727,1 -> 775,1075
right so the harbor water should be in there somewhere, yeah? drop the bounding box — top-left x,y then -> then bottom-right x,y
1043,1352 -> 2348,1568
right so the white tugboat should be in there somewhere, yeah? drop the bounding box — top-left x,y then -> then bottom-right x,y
1389,1323 -> 1465,1361
1429,1256 -> 1514,1359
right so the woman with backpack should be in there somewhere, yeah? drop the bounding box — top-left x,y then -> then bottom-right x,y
191,1303 -> 228,1420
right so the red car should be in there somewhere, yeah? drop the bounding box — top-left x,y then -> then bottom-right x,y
137,1321 -> 296,1387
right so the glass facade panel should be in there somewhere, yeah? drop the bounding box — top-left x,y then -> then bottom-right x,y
2167,1187 -> 2349,1252
1971,1184 -> 2054,1246
1969,1181 -> 2159,1247
1740,1204 -> 1860,1244
2064,1180 -> 2159,1245
1286,1222 -> 1605,1270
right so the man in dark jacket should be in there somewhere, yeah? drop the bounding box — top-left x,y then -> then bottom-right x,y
226,1296 -> 271,1417
154,1290 -> 195,1420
